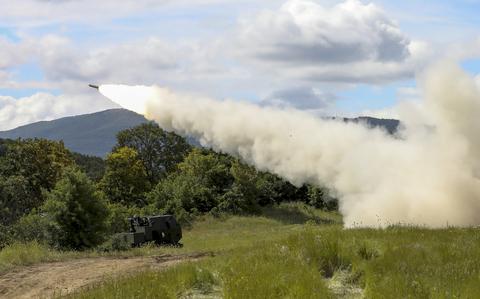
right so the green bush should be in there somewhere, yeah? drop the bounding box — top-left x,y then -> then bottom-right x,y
105,202 -> 161,234
43,167 -> 110,249
217,161 -> 260,214
10,212 -> 55,245
97,234 -> 131,252
307,185 -> 338,211
105,203 -> 139,234
149,149 -> 233,215
255,172 -> 299,206
0,224 -> 12,249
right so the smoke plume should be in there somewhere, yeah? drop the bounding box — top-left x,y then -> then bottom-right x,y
99,63 -> 480,227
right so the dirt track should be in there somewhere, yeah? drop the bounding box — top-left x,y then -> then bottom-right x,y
0,253 -> 209,299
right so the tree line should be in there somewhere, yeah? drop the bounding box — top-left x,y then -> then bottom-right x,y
0,123 -> 337,250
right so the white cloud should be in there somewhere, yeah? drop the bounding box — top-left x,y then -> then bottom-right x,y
0,0 -> 440,132
36,36 -> 180,85
0,92 -> 116,131
236,0 -> 430,83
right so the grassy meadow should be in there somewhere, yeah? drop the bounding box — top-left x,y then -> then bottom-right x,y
3,203 -> 480,298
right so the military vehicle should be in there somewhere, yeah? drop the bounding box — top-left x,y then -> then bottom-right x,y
120,215 -> 182,247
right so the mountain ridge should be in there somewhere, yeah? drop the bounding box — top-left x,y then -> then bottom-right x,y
0,109 -> 148,157
0,109 -> 400,157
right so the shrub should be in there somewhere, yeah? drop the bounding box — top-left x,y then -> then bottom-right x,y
104,202 -> 161,234
149,149 -> 233,216
97,234 -> 131,252
218,161 -> 260,214
255,172 -> 300,206
10,212 -> 55,245
307,185 -> 338,211
43,167 -> 110,249
0,224 -> 12,249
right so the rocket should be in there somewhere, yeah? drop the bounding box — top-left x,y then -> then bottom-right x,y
90,83 -> 150,115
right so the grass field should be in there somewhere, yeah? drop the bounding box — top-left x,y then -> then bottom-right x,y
3,203 -> 480,298
0,203 -> 337,274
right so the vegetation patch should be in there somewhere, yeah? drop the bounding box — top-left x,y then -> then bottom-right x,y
66,221 -> 480,299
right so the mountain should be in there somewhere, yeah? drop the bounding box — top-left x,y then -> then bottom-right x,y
343,117 -> 400,135
0,109 -> 401,158
0,109 -> 148,157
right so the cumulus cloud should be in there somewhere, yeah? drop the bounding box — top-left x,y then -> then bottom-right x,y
237,0 -> 430,83
263,86 -> 336,110
0,0 -> 437,132
36,36 -> 179,84
0,92 -> 115,131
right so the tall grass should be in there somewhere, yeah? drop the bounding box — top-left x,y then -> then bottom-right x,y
7,204 -> 480,298
69,224 -> 480,299
0,203 -> 333,272
63,262 -> 218,299
67,228 -> 338,299
0,242 -> 69,274
353,227 -> 480,298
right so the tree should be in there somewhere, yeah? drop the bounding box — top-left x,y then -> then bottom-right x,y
10,212 -> 53,245
149,149 -> 234,215
99,147 -> 150,206
255,172 -> 299,206
2,139 -> 74,189
0,175 -> 37,226
0,138 -> 74,211
217,161 -> 261,214
306,185 -> 338,211
176,149 -> 233,196
43,167 -> 109,249
115,123 -> 191,183
0,138 -> 15,158
72,152 -> 106,181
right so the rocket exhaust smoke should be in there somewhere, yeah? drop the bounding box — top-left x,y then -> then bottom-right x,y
99,63 -> 480,228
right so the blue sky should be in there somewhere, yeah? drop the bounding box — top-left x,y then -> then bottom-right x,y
0,0 -> 479,130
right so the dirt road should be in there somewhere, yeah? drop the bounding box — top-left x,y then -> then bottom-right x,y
0,253 -> 209,299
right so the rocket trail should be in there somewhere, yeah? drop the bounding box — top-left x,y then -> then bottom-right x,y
95,63 -> 480,228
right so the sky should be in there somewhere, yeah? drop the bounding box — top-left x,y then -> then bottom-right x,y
0,0 -> 480,131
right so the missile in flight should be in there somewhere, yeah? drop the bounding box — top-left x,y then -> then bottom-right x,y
88,84 -> 99,90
